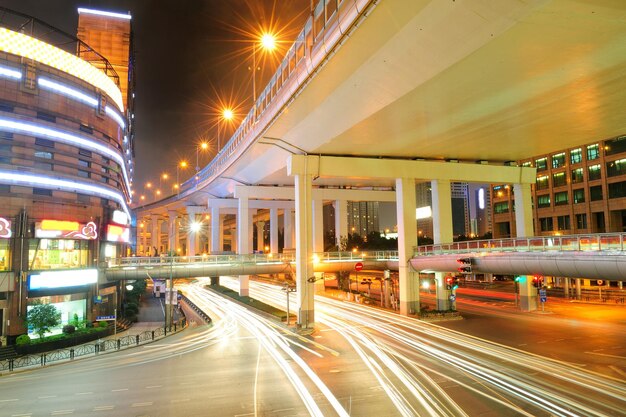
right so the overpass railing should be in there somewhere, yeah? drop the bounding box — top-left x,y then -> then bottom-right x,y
415,233 -> 626,256
108,251 -> 398,268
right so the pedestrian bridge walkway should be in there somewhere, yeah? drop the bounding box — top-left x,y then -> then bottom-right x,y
106,233 -> 626,282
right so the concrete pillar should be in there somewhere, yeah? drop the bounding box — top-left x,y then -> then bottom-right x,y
431,179 -> 453,311
519,275 -> 537,311
312,199 -> 324,253
513,183 -> 534,237
219,214 -> 225,252
284,209 -> 294,250
295,173 -> 314,328
167,210 -> 177,255
270,208 -> 279,254
237,197 -> 250,297
187,212 -> 197,257
334,200 -> 348,249
395,177 -> 419,315
150,216 -> 160,255
563,277 -> 570,299
256,221 -> 265,252
230,227 -> 237,252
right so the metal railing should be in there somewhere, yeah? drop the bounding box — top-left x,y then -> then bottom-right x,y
0,319 -> 186,373
415,232 -> 626,256
108,251 -> 398,269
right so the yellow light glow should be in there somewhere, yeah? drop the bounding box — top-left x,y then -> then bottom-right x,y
313,254 -> 320,264
180,161 -> 188,168
146,182 -> 152,188
156,190 -> 161,195
200,142 -> 209,150
0,28 -> 124,111
222,108 -> 234,120
260,33 -> 276,50
174,184 -> 179,189
140,195 -> 145,200
41,220 -> 79,231
162,173 -> 169,180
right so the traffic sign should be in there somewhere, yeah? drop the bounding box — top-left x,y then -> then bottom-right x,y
96,315 -> 116,321
355,262 -> 363,271
540,295 -> 547,303
597,280 -> 604,286
449,294 -> 456,302
539,289 -> 546,297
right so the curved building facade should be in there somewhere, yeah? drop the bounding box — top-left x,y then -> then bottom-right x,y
0,8 -> 134,344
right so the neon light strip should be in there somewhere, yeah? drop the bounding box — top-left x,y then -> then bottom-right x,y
0,170 -> 130,219
77,8 -> 132,20
105,106 -> 126,129
0,64 -> 21,79
38,77 -> 98,107
0,28 -> 124,111
0,116 -> 132,197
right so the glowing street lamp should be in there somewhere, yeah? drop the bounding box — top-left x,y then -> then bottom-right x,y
217,108 -> 234,151
252,32 -> 277,120
196,142 -> 209,174
176,160 -> 188,196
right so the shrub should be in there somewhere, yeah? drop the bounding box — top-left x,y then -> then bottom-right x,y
16,334 -> 31,346
62,324 -> 76,334
97,321 -> 108,328
85,321 -> 94,328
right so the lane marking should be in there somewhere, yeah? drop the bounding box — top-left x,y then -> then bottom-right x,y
554,338 -> 564,342
145,385 -> 162,389
75,392 -> 92,396
609,365 -> 626,378
111,388 -> 128,392
0,399 -> 19,402
585,351 -> 626,360
92,406 -> 114,411
51,410 -> 74,415
11,414 -> 32,417
38,395 -> 57,399
131,402 -> 153,407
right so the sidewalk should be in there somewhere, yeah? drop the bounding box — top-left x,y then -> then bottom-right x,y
112,291 -> 183,338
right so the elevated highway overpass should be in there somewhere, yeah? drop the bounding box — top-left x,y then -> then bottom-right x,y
133,0 -> 626,327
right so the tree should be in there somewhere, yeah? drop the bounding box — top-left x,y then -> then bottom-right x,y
26,303 -> 61,339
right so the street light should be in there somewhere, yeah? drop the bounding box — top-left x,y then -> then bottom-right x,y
217,108 -> 234,152
251,32 -> 277,120
176,160 -> 188,196
196,142 -> 209,174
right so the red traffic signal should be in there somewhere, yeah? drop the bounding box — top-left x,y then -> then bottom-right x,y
457,258 -> 473,274
532,275 -> 543,288
445,276 -> 454,290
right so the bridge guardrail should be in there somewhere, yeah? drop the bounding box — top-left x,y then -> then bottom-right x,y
415,232 -> 626,256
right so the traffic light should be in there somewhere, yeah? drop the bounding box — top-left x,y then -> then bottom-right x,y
457,258 -> 473,274
445,276 -> 454,290
452,276 -> 460,290
532,275 -> 543,288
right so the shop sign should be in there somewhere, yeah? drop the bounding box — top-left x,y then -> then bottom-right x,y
35,220 -> 98,240
0,217 -> 11,238
106,224 -> 130,243
29,268 -> 98,290
112,210 -> 129,225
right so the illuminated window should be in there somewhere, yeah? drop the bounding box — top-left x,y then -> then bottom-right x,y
29,238 -> 89,270
0,240 -> 9,271
604,136 -> 626,156
551,153 -> 565,168
573,188 -> 585,204
606,158 -> 626,177
588,164 -> 601,181
521,161 -> 532,167
552,172 -> 566,187
536,175 -> 549,190
570,148 -> 582,164
535,157 -> 547,171
571,168 -> 583,183
554,191 -> 568,206
34,150 -> 52,159
587,144 -> 599,160
494,202 -> 509,214
537,194 -> 550,208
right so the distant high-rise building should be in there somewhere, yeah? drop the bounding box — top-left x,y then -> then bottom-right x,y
348,201 -> 379,236
450,182 -> 469,237
468,184 -> 492,237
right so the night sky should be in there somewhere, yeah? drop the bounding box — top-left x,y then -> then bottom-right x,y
1,0 -> 310,202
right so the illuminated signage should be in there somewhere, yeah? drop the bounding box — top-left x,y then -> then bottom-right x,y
35,220 -> 98,240
29,269 -> 98,290
0,28 -> 124,111
77,8 -> 132,20
416,206 -> 432,220
478,188 -> 485,210
111,210 -> 129,225
106,224 -> 130,243
0,217 -> 12,238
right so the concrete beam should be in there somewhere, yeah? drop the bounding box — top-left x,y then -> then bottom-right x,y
288,155 -> 537,184
234,185 -> 396,202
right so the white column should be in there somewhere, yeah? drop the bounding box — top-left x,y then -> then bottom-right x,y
187,212 -> 196,257
295,173 -> 314,328
312,199 -> 324,252
431,179 -> 453,311
150,216 -> 159,255
334,200 -> 348,249
270,208 -> 279,254
211,207 -> 220,254
256,221 -> 265,252
513,183 -> 534,237
396,178 -> 419,316
167,210 -> 177,255
237,197 -> 250,297
219,214 -> 225,252
284,209 -> 294,250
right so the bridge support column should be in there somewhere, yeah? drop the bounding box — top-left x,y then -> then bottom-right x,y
237,197 -> 250,297
150,216 -> 160,255
313,199 -> 324,253
519,275 -> 537,311
294,173 -> 315,328
432,179 -> 453,311
396,177 -> 419,315
334,200 -> 348,249
168,210 -> 178,255
210,207 -> 220,253
563,277 -> 570,299
575,278 -> 582,300
256,221 -> 265,252
284,209 -> 294,251
187,212 -> 197,257
513,183 -> 534,237
270,208 -> 279,254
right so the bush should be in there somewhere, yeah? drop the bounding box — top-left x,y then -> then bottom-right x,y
85,321 -> 94,328
62,325 -> 76,334
16,334 -> 31,346
125,302 -> 139,314
97,321 -> 108,328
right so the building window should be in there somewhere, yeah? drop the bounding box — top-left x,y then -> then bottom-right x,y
0,240 -> 9,271
37,112 -> 56,123
588,164 -> 601,181
77,194 -> 91,204
33,188 -> 52,196
539,217 -> 553,232
35,137 -> 55,148
537,194 -> 551,208
608,181 -> 626,199
573,188 -> 585,204
552,152 -> 565,168
554,191 -> 568,206
557,215 -> 570,231
77,170 -> 90,178
521,161 -> 532,167
535,157 -> 548,171
79,124 -> 93,134
590,185 -> 603,201
29,239 -> 89,270
570,148 -> 582,165
576,213 -> 587,229
603,136 -> 626,156
78,148 -> 92,157
34,161 -> 52,171
571,168 -> 584,183
606,158 -> 626,177
587,144 -> 599,160
552,172 -> 567,187
78,159 -> 90,168
536,175 -> 549,190
494,202 -> 509,214
34,150 -> 52,159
